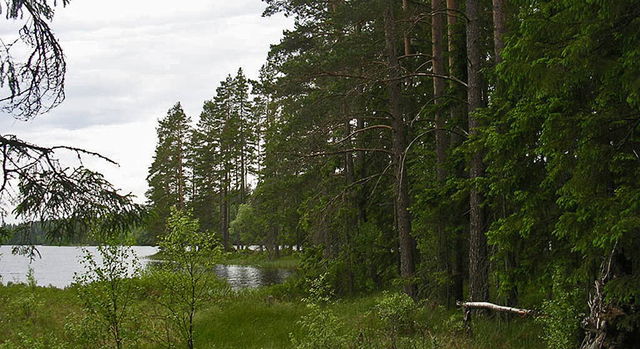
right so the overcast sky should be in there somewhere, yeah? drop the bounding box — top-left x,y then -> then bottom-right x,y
0,0 -> 291,203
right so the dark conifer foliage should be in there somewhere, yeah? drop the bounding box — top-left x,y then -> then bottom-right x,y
146,103 -> 191,239
143,1 -> 640,345
6,0 -> 640,346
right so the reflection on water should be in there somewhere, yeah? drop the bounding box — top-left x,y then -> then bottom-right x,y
214,264 -> 294,290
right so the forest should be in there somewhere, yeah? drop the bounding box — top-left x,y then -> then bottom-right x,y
1,0 -> 640,348
144,0 -> 640,346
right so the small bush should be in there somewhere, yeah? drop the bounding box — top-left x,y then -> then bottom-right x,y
374,291 -> 416,335
147,207 -> 223,349
291,302 -> 350,349
536,269 -> 581,349
73,243 -> 142,349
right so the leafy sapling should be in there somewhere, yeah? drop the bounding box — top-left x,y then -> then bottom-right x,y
73,241 -> 142,349
149,207 -> 223,349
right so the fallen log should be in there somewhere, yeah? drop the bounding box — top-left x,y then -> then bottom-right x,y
456,301 -> 534,316
456,301 -> 536,335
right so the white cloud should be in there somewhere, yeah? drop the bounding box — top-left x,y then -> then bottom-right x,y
0,0 -> 292,203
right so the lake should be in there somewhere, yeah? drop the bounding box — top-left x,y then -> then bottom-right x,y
0,245 -> 294,289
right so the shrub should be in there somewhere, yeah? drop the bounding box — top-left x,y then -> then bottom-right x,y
147,207 -> 223,349
373,291 -> 417,347
536,269 -> 581,349
73,243 -> 142,349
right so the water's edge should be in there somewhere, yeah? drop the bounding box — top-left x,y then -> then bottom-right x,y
0,245 -> 293,289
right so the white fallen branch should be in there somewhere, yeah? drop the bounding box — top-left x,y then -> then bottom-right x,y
456,301 -> 534,316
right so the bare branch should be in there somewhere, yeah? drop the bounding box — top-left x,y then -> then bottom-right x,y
305,148 -> 393,158
333,125 -> 392,145
387,72 -> 468,87
0,0 -> 68,119
0,135 -> 118,165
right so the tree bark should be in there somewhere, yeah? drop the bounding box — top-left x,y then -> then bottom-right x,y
466,0 -> 489,303
220,174 -> 230,251
447,0 -> 458,74
402,0 -> 411,56
344,115 -> 357,294
177,133 -> 185,210
356,117 -> 368,223
431,0 -> 451,305
492,0 -> 506,64
447,0 -> 465,303
384,0 -> 417,300
432,0 -> 447,183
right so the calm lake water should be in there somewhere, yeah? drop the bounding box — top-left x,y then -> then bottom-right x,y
0,245 -> 294,289
213,264 -> 294,290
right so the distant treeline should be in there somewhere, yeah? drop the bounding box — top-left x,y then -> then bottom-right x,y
0,222 -> 152,246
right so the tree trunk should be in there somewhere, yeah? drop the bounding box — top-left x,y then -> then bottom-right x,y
466,0 -> 489,303
447,0 -> 466,303
432,0 -> 452,305
220,175 -> 230,251
384,1 -> 417,300
402,0 -> 411,56
177,135 -> 185,210
492,0 -> 506,64
344,116 -> 357,293
356,116 -> 368,223
432,0 -> 447,183
447,0 -> 458,73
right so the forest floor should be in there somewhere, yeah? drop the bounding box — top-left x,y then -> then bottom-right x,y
0,254 -> 545,348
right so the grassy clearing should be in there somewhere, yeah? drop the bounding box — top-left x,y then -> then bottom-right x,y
0,280 -> 544,348
194,288 -> 306,348
0,283 -> 80,347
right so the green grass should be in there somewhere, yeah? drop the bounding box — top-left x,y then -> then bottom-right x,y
194,289 -> 306,348
0,281 -> 545,349
0,283 -> 81,346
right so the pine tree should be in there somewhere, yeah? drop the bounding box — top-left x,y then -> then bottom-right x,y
146,103 -> 192,238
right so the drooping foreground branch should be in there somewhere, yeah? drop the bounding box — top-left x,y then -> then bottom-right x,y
0,134 -> 144,240
0,0 -> 69,119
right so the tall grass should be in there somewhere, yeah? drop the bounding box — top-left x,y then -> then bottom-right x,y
0,282 -> 544,348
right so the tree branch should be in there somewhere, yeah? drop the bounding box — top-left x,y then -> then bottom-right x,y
333,125 -> 392,145
304,148 -> 392,158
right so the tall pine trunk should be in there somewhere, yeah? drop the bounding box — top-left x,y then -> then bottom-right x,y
384,0 -> 417,299
177,135 -> 185,210
466,0 -> 489,303
431,0 -> 452,305
447,0 -> 465,303
220,173 -> 230,251
492,0 -> 506,64
344,115 -> 357,294
402,0 -> 411,56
